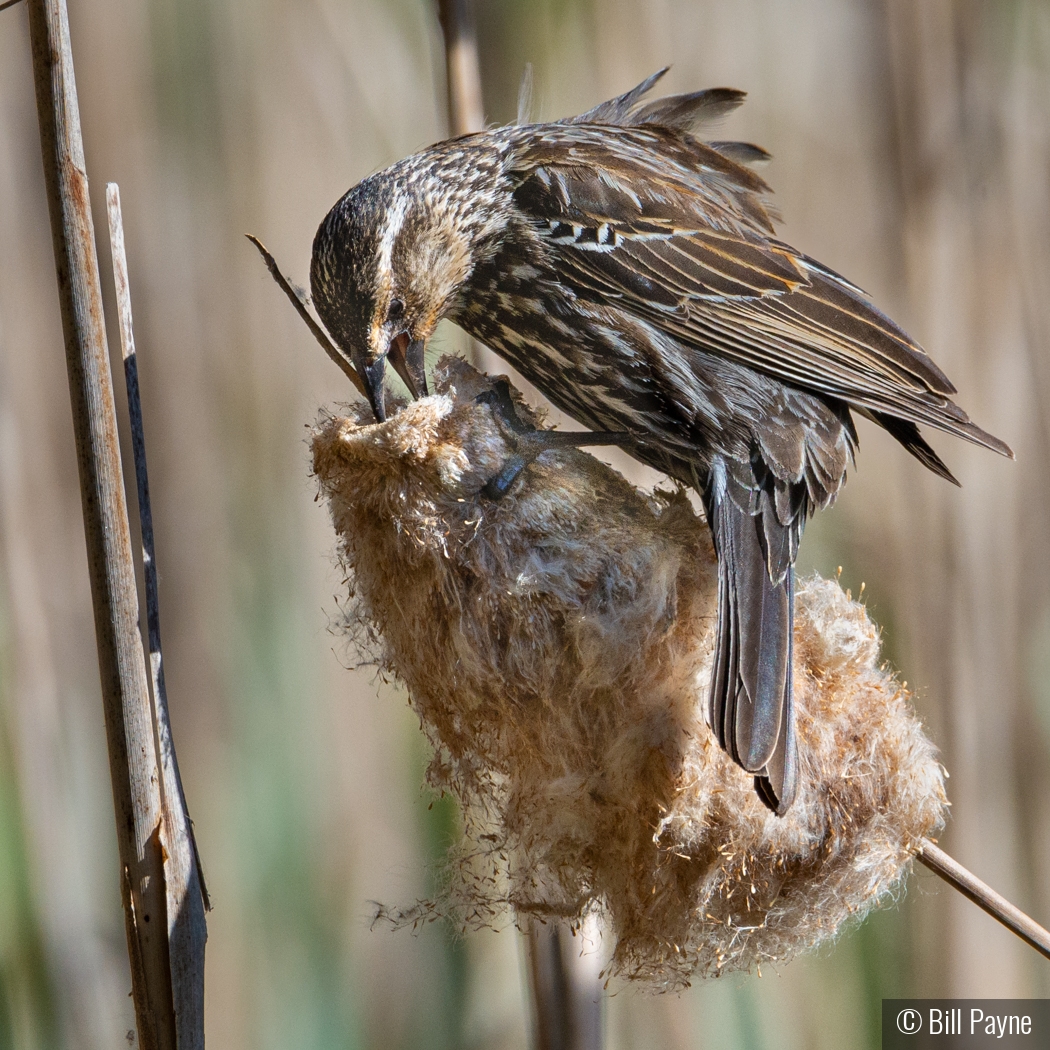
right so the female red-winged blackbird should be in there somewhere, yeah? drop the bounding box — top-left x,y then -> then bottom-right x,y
310,70 -> 1012,813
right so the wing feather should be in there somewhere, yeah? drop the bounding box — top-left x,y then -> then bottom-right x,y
631,88 -> 747,131
563,68 -> 671,126
708,141 -> 772,165
662,234 -> 803,294
506,121 -> 1012,458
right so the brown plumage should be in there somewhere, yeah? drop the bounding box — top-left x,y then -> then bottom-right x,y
309,70 -> 1012,813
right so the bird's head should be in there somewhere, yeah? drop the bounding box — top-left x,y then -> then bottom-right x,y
310,156 -> 503,422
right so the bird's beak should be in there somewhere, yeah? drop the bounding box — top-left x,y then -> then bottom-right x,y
361,355 -> 387,423
361,333 -> 428,423
388,333 -> 429,400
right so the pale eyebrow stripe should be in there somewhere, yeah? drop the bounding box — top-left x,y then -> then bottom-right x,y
376,194 -> 409,290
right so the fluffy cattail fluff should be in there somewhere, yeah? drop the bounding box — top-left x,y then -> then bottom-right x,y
312,358 -> 948,988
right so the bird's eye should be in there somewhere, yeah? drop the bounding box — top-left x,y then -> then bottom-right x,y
387,298 -> 405,323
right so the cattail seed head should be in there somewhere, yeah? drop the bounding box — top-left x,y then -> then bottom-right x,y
313,358 -> 947,987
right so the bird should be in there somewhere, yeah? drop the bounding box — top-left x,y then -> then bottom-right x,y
309,70 -> 1012,814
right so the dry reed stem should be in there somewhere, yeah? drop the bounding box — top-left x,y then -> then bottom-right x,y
525,917 -> 603,1050
917,841 -> 1050,961
107,184 -> 209,1048
436,0 -> 485,137
27,0 -> 175,1045
434,0 -> 502,383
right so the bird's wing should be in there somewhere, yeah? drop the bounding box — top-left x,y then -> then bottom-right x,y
506,124 -> 1011,457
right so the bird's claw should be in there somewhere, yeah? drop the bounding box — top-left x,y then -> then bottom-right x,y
476,380 -> 631,500
474,380 -> 534,434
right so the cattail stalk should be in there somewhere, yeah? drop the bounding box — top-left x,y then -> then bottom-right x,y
434,0 -> 502,380
431,3 -> 605,1042
436,0 -> 484,137
526,920 -> 603,1050
917,841 -> 1050,961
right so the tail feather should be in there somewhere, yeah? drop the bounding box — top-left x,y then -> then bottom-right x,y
707,483 -> 797,813
756,572 -> 798,813
710,548 -> 737,760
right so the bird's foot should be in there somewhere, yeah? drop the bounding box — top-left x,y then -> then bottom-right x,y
475,380 -> 630,499
474,379 -> 534,436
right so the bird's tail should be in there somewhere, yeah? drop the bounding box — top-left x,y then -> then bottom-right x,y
706,486 -> 798,814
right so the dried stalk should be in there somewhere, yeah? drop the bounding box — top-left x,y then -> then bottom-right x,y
107,184 -> 209,1048
436,0 -> 484,136
918,840 -> 1050,961
440,0 -> 612,1030
525,921 -> 603,1050
445,0 -> 604,1031
434,0 -> 500,378
27,0 -> 177,1046
432,1 -> 603,1040
245,234 -> 365,395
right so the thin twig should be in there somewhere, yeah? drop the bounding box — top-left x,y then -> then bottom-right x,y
0,0 -> 26,12
245,234 -> 366,396
918,838 -> 1050,961
107,184 -> 209,1050
27,1 -> 175,1047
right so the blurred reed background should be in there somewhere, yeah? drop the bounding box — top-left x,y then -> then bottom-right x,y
1,1 -> 1049,1048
